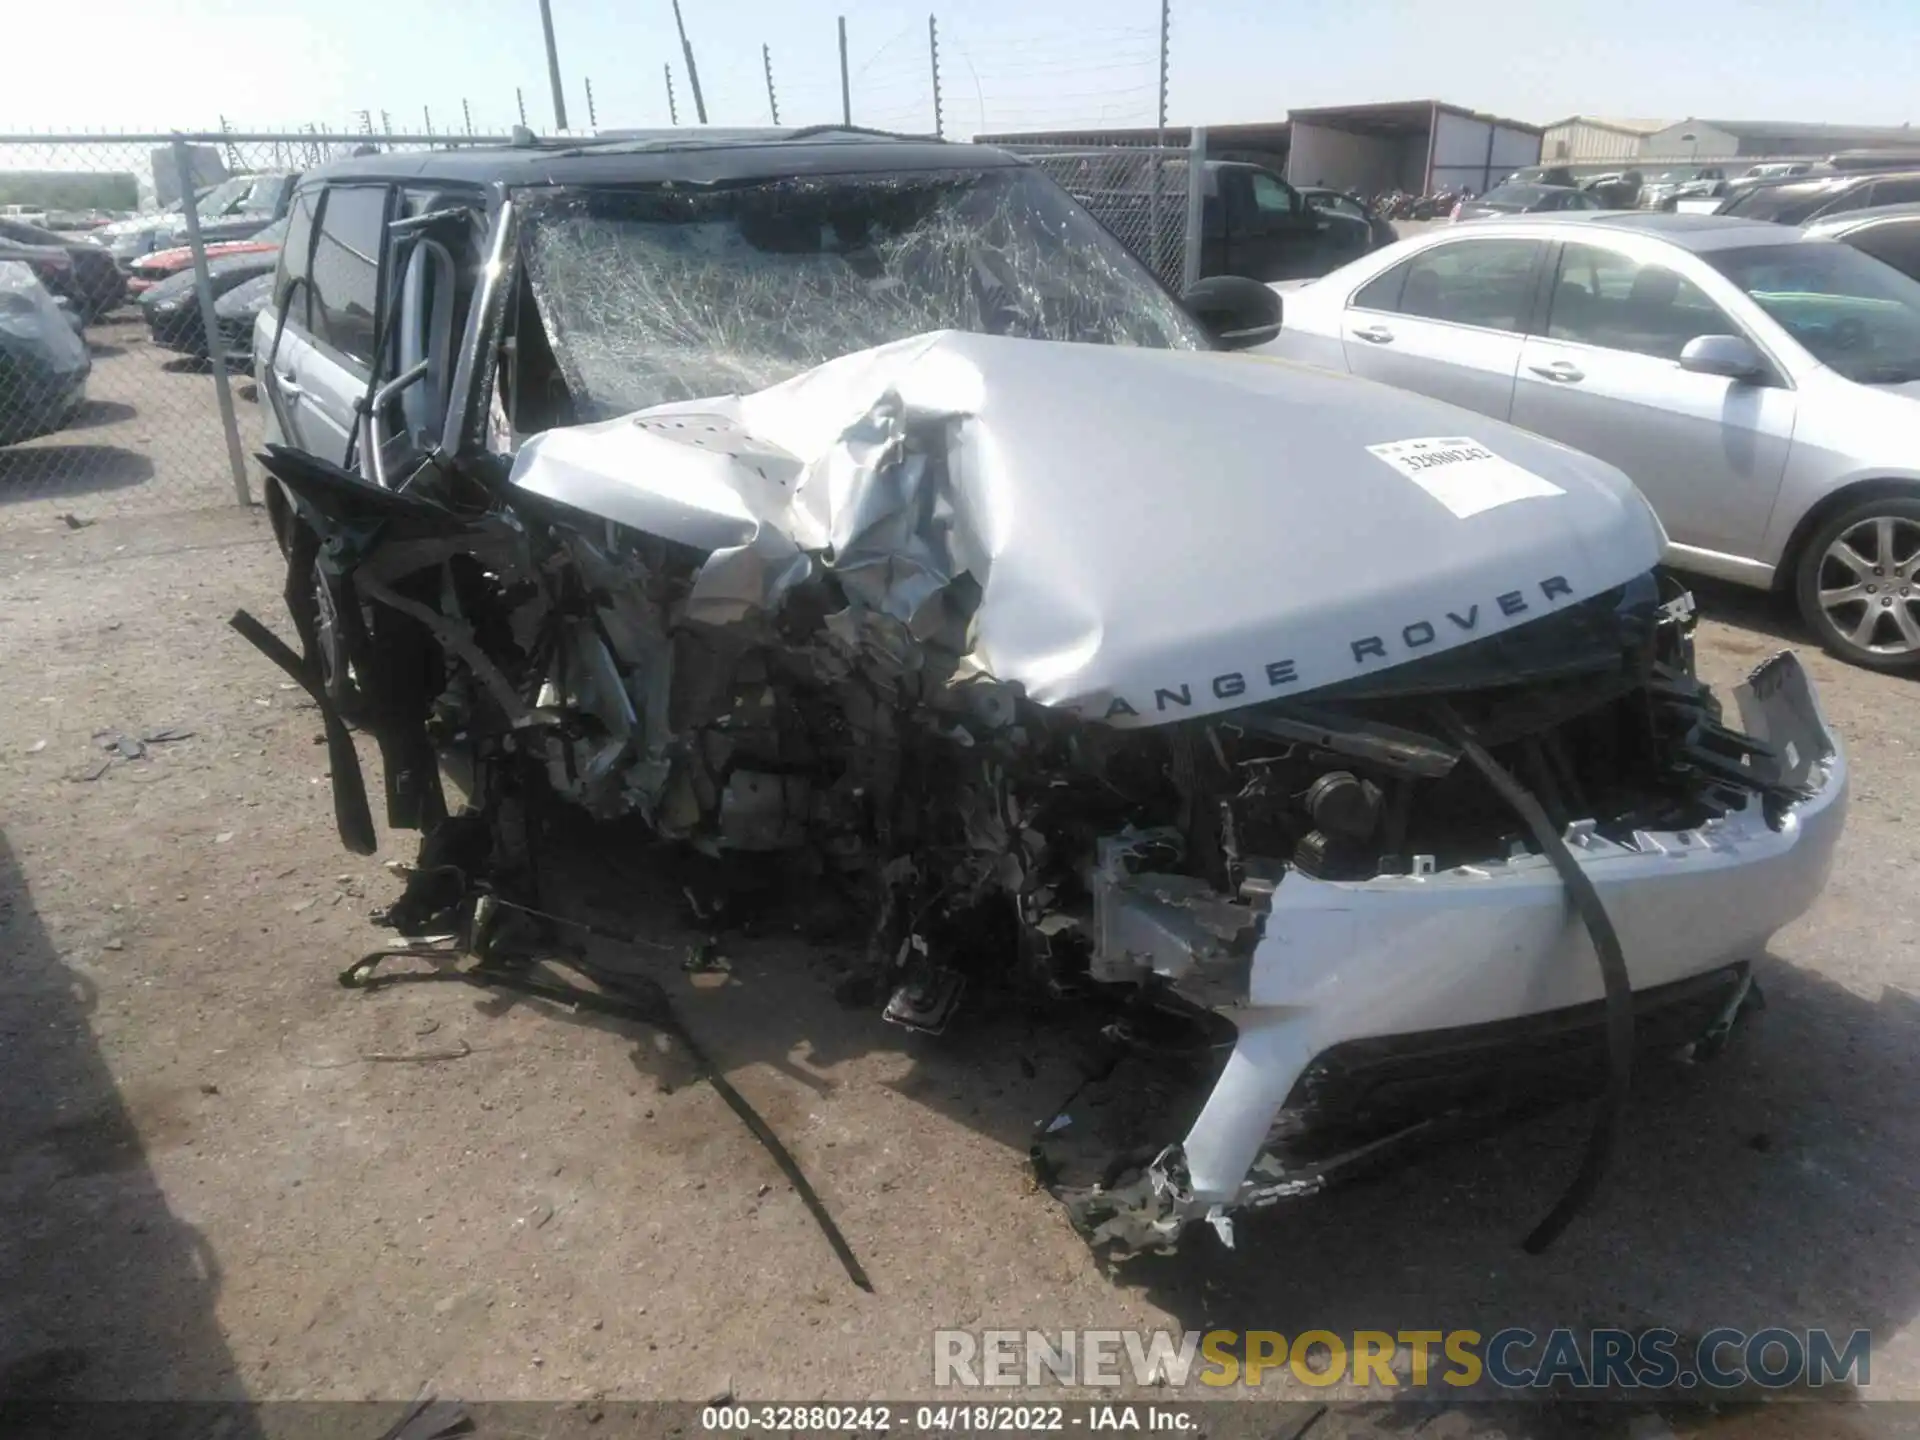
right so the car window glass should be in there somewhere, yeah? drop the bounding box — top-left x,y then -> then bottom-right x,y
1352,257 -> 1410,311
1250,173 -> 1297,216
1354,239 -> 1540,330
275,187 -> 319,328
1848,226 -> 1920,282
1545,244 -> 1734,360
1867,178 -> 1920,206
1708,241 -> 1920,383
309,185 -> 387,371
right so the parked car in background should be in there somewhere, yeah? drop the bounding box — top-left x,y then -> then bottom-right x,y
1502,164 -> 1579,188
1452,183 -> 1601,220
1300,185 -> 1398,248
97,172 -> 296,263
1582,170 -> 1643,208
1822,149 -> 1920,173
1073,160 -> 1376,282
214,272 -> 272,368
0,261 -> 90,445
0,234 -> 78,315
1741,162 -> 1815,181
0,217 -> 126,317
1717,169 -> 1920,224
140,240 -> 282,355
1255,211 -> 1920,672
1803,203 -> 1920,282
125,217 -> 286,296
1639,166 -> 1728,210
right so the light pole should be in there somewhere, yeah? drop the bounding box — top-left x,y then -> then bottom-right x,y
538,0 -> 569,131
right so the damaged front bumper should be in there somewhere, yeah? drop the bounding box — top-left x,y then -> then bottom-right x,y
1068,651 -> 1847,1251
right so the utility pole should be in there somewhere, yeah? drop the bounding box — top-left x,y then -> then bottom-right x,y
462,97 -> 474,136
1155,0 -> 1170,137
515,89 -> 527,127
763,45 -> 781,125
422,105 -> 434,138
838,16 -> 851,126
664,63 -> 680,126
668,0 -> 708,124
538,0 -> 570,129
927,15 -> 943,139
1151,0 -> 1171,277
585,76 -> 598,130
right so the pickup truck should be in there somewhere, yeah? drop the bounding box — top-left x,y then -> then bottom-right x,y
1069,160 -> 1378,284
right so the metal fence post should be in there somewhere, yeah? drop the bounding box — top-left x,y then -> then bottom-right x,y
1182,125 -> 1207,291
172,135 -> 252,507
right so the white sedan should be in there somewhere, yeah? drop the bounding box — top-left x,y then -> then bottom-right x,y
1256,211 -> 1920,672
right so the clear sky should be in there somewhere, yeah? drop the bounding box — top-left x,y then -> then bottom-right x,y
6,0 -> 1918,139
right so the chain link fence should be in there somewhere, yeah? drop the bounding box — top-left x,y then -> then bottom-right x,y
0,126 -> 1208,534
0,129 -> 508,533
999,135 -> 1206,291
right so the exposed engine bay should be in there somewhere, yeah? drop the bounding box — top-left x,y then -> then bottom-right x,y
248,330 -> 1842,1256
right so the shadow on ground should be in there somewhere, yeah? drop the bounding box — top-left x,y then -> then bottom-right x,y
0,445 -> 154,501
1687,574 -> 1807,647
0,830 -> 256,1421
58,400 -> 137,432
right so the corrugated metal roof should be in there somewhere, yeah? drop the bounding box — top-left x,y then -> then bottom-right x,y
1683,119 -> 1917,141
1541,117 -> 1672,136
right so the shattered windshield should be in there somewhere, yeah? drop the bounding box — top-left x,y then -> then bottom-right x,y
519,167 -> 1207,418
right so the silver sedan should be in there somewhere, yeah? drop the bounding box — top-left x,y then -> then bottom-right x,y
1257,211 -> 1920,672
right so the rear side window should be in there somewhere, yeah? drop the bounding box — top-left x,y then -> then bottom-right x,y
1866,177 -> 1920,207
1544,243 -> 1734,360
275,186 -> 319,326
1848,224 -> 1920,282
309,184 -> 389,371
1351,239 -> 1542,331
1722,186 -> 1830,223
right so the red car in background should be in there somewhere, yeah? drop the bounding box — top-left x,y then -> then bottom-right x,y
124,218 -> 285,296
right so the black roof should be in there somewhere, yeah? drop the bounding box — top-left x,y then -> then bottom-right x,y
295,128 -> 1023,192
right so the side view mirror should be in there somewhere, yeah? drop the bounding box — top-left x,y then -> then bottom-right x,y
1182,275 -> 1282,350
1679,334 -> 1766,381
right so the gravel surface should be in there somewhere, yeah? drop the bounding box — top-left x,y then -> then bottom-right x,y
0,479 -> 1915,1432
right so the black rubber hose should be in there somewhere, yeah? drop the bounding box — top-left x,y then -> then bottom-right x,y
230,608 -> 377,856
1432,702 -> 1634,1254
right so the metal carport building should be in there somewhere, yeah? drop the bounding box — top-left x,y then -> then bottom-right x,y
1285,100 -> 1542,197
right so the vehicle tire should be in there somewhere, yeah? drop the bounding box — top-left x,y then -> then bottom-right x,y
1793,492 -> 1920,673
285,521 -> 362,715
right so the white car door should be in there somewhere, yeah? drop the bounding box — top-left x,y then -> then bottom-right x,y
1509,240 -> 1795,560
1337,236 -> 1548,421
294,183 -> 393,471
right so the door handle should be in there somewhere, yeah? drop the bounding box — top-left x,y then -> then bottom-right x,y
1528,360 -> 1585,382
275,370 -> 303,398
1351,324 -> 1395,344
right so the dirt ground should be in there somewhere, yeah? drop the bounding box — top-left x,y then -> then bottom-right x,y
0,312 -> 262,534
0,494 -> 1917,1435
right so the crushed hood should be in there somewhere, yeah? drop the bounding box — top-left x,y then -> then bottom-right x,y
510,330 -> 1665,727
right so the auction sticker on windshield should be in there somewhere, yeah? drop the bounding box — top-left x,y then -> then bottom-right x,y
1367,437 -> 1565,519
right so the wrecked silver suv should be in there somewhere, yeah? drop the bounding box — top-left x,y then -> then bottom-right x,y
245,131 -> 1847,1256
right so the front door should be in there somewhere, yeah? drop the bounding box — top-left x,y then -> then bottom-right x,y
1509,241 -> 1795,559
